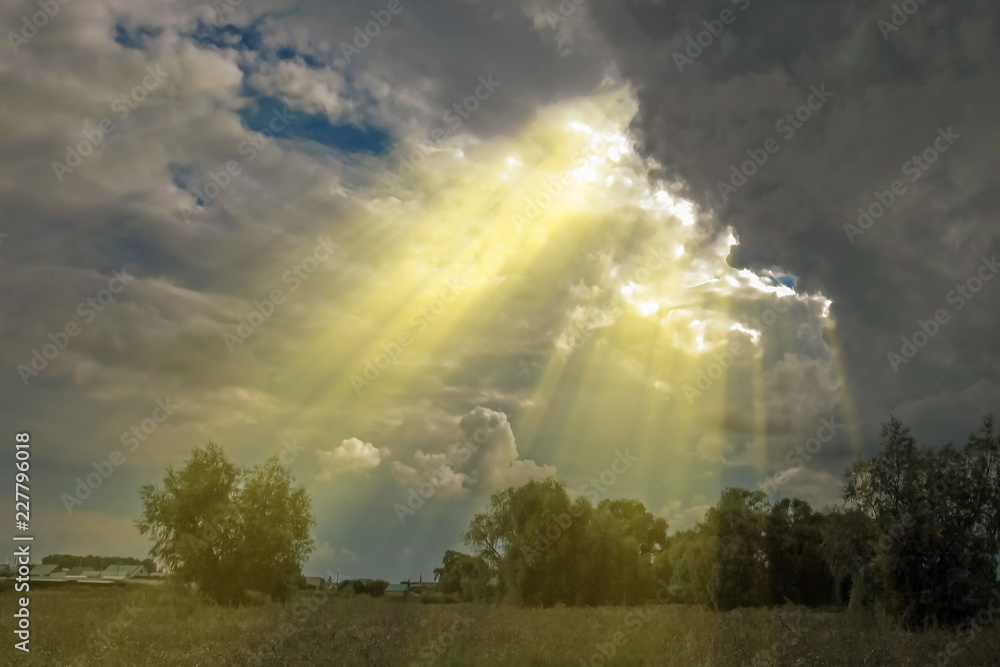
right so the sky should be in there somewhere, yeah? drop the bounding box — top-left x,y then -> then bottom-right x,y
1,0 -> 997,583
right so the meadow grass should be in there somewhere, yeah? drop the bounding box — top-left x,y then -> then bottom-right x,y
2,585 -> 998,666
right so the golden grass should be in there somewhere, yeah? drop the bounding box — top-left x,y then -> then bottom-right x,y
1,585 -> 997,665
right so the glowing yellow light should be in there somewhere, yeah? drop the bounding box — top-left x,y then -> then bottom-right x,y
638,301 -> 659,316
573,157 -> 602,182
730,323 -> 761,344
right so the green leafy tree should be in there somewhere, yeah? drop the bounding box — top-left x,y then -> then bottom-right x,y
463,478 -> 665,607
137,442 -> 315,604
845,415 -> 1000,627
433,550 -> 493,601
702,488 -> 771,609
820,507 -> 877,610
765,498 -> 834,606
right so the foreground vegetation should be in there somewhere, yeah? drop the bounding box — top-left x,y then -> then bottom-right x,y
2,585 -> 999,666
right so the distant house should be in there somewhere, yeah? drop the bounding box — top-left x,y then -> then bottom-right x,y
303,576 -> 330,591
29,564 -> 69,585
385,583 -> 411,597
30,564 -> 61,578
407,575 -> 433,595
101,564 -> 149,580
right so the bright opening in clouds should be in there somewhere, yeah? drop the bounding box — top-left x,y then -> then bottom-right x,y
2,0 -> 997,635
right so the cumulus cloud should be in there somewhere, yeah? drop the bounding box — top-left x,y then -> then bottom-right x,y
390,451 -> 470,500
695,433 -> 735,463
585,0 -> 1000,450
390,406 -> 556,498
316,438 -> 388,479
759,466 -> 845,511
659,495 -> 713,533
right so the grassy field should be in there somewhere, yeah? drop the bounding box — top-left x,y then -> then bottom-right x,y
2,585 -> 998,666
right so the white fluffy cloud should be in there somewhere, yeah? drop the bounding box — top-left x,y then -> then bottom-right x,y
695,433 -> 735,463
759,466 -> 845,511
390,406 -> 556,499
316,438 -> 388,479
659,495 -> 713,533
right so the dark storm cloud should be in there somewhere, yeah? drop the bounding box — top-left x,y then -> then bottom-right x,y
586,0 -> 1000,442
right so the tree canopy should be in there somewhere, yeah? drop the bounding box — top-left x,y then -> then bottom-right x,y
435,414 -> 1000,629
137,442 -> 315,604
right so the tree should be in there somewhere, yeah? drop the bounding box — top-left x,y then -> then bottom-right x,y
765,498 -> 834,606
433,550 -> 492,601
820,507 -> 877,610
137,442 -> 315,604
462,478 -> 665,607
594,499 -> 667,604
702,488 -> 771,610
844,415 -> 1000,627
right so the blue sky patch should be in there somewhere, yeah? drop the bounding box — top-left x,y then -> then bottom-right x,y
189,21 -> 264,52
239,96 -> 392,155
114,23 -> 162,50
168,163 -> 194,190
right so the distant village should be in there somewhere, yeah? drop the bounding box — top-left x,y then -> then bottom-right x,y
0,558 -> 435,597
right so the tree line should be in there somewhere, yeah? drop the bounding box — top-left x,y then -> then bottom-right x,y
131,414 -> 998,629
436,415 -> 1000,628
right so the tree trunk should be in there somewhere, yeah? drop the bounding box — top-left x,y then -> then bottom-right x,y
848,567 -> 866,612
